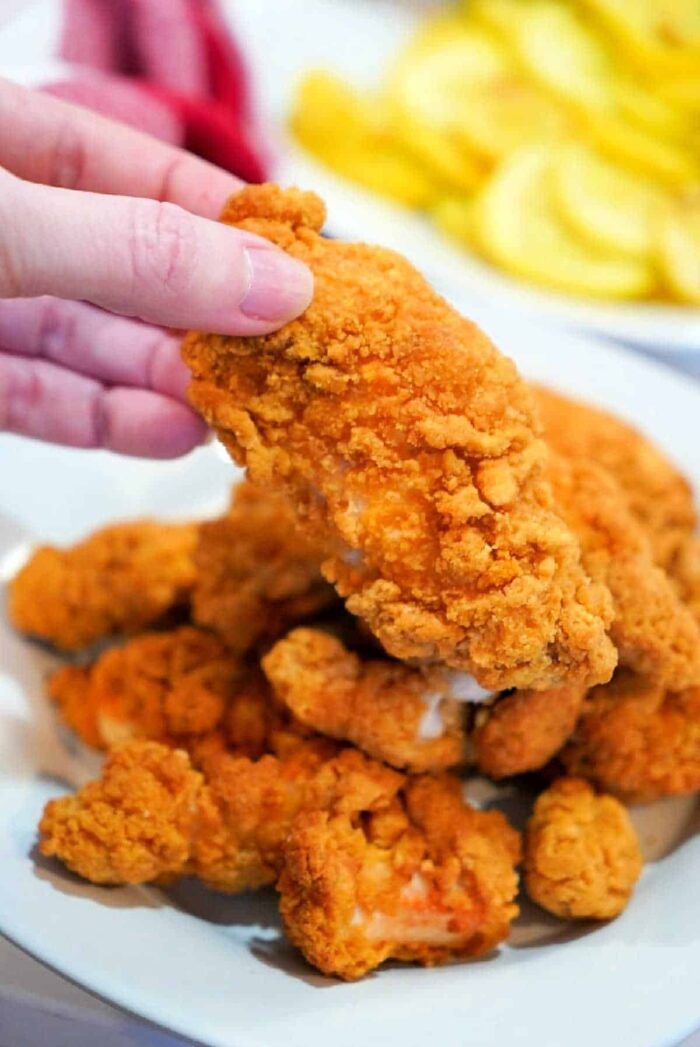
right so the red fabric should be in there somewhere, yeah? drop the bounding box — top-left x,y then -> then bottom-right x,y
55,0 -> 268,182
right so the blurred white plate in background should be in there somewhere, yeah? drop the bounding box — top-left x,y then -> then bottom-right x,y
230,0 -> 700,356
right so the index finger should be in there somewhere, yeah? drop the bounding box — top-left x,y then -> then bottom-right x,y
0,76 -> 243,218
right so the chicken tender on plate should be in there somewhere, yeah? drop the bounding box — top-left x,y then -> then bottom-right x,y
524,778 -> 642,920
562,670 -> 700,802
9,521 -> 197,651
548,455 -> 700,689
278,774 -> 521,980
183,184 -> 616,693
192,481 -> 337,654
535,386 -> 696,574
48,626 -> 279,760
263,626 -> 472,772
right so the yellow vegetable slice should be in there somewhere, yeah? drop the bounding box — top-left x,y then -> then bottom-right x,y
389,16 -> 513,130
656,191 -> 700,304
511,2 -> 614,111
474,145 -> 654,298
291,71 -> 435,207
453,75 -> 567,163
615,81 -> 688,140
553,144 -> 667,259
586,111 -> 700,187
432,197 -> 481,250
580,0 -> 700,75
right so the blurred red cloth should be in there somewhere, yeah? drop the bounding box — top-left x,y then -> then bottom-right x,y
44,0 -> 268,183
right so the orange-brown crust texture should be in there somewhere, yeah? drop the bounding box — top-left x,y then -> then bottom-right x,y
535,386 -> 696,573
38,737 -> 402,895
183,184 -> 616,693
561,670 -> 700,802
39,742 -> 202,885
262,627 -> 467,773
47,626 -> 285,761
192,481 -> 337,654
278,774 -> 521,980
548,455 -> 700,689
472,682 -> 587,779
8,521 -> 197,651
523,778 -> 642,919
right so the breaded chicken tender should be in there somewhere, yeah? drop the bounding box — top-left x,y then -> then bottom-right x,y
263,627 -> 469,772
278,774 -> 521,980
192,481 -> 337,653
672,534 -> 700,622
562,670 -> 700,802
47,626 -> 279,758
535,387 -> 696,573
548,455 -> 700,689
472,681 -> 587,779
9,521 -> 197,651
524,778 -> 642,920
39,742 -> 202,885
183,184 -> 616,693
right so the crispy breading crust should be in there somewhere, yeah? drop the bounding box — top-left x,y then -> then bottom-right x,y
183,184 -> 615,692
562,670 -> 700,802
39,742 -> 202,885
472,682 -> 587,779
278,775 -> 521,980
524,778 -> 642,919
262,627 -> 467,772
535,386 -> 696,573
192,482 -> 337,653
9,521 -> 197,651
47,626 -> 277,758
548,454 -> 700,689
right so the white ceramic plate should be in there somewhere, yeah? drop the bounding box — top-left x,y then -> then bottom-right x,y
1,305 -> 699,1047
230,0 -> 700,355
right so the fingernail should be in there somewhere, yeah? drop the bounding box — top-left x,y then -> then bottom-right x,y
240,246 -> 313,323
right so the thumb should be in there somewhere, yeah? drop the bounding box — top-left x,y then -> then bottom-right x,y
0,170 -> 313,335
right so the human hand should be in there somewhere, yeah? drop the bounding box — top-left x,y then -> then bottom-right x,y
0,78 -> 313,457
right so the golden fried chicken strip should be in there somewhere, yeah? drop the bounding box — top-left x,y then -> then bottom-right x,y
263,627 -> 471,773
472,682 -> 587,780
39,742 -> 202,885
278,774 -> 521,980
9,521 -> 197,651
192,481 -> 337,654
535,386 -> 696,573
523,778 -> 642,920
548,455 -> 700,689
48,626 -> 280,759
183,184 -> 615,692
561,670 -> 700,802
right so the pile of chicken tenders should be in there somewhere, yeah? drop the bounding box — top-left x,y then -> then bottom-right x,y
9,185 -> 699,980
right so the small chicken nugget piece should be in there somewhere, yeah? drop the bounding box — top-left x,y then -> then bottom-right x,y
524,778 -> 642,920
548,454 -> 700,689
184,184 -> 616,693
562,670 -> 700,802
535,386 -> 696,572
192,482 -> 337,654
263,627 -> 469,772
9,521 -> 197,651
279,774 -> 521,980
193,743 -> 400,892
39,741 -> 202,885
473,681 -> 587,779
48,626 -> 259,754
